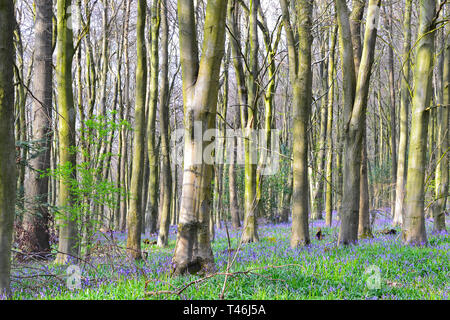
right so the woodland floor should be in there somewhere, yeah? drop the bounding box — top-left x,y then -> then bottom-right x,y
9,209 -> 449,300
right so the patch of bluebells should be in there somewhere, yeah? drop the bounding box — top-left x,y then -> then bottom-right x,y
8,208 -> 449,299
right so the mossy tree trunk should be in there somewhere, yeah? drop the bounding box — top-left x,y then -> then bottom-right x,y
280,0 -> 313,247
403,0 -> 436,246
432,2 -> 448,233
337,0 -> 380,245
157,0 -> 172,247
146,0 -> 161,235
0,0 -> 16,297
55,0 -> 78,264
126,0 -> 147,260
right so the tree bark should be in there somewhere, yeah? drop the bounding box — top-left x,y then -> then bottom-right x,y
55,0 -> 78,264
126,0 -> 147,260
403,0 -> 436,246
157,0 -> 172,247
337,0 -> 380,245
432,2 -> 448,233
0,0 -> 16,297
393,0 -> 412,226
172,0 -> 228,275
22,0 -> 53,257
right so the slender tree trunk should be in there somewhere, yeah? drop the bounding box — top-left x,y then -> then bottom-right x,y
241,0 -> 260,244
432,2 -> 448,233
325,26 -> 337,227
393,0 -> 412,226
229,104 -> 241,229
403,0 -> 436,246
146,0 -> 161,235
157,1 -> 172,247
227,0 -> 246,229
385,3 -> 397,216
22,0 -> 53,257
55,0 -> 78,264
126,0 -> 147,260
0,0 -> 16,296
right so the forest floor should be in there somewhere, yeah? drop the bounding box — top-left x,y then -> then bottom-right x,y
9,209 -> 449,300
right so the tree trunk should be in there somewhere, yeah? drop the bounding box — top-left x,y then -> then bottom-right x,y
146,0 -> 161,235
241,0 -> 260,244
403,0 -> 436,246
157,1 -> 171,247
22,0 -> 53,257
325,26 -> 337,227
393,0 -> 412,227
172,0 -> 228,275
126,0 -> 147,260
280,0 -> 313,247
432,2 -> 448,233
337,0 -> 380,245
0,0 -> 16,296
55,0 -> 78,264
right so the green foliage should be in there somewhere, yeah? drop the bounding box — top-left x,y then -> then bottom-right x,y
44,113 -> 130,255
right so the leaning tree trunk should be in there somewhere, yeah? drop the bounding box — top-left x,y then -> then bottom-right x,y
0,0 -> 16,297
393,0 -> 412,227
403,0 -> 436,246
22,0 -> 53,257
172,0 -> 228,275
55,0 -> 78,264
126,0 -> 147,260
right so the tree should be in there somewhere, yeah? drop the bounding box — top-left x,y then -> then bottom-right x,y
279,0 -> 313,247
393,0 -> 413,227
172,0 -> 228,275
403,0 -> 436,245
0,0 -> 16,297
55,0 -> 78,264
22,0 -> 53,257
146,0 -> 161,235
126,0 -> 147,260
432,2 -> 448,233
325,25 -> 338,227
337,0 -> 381,245
157,0 -> 171,247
